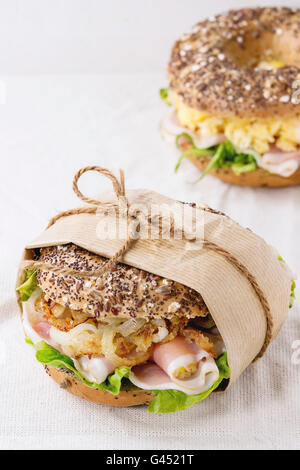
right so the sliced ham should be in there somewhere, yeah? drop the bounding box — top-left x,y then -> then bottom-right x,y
259,145 -> 300,177
129,337 -> 219,395
33,321 -> 50,340
129,363 -> 179,390
73,356 -> 115,384
152,337 -> 198,376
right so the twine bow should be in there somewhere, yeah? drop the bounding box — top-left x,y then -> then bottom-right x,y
22,166 -> 273,360
46,166 -> 137,276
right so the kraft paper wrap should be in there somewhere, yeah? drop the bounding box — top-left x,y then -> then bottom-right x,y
17,186 -> 291,387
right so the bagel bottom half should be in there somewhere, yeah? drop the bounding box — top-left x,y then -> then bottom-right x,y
44,366 -> 154,407
179,142 -> 300,187
191,157 -> 300,187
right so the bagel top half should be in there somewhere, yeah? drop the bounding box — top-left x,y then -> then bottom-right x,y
37,243 -> 209,321
169,7 -> 300,119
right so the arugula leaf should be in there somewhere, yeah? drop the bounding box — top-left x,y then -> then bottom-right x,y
147,353 -> 230,414
193,143 -> 225,183
223,139 -> 236,159
175,133 -> 258,181
175,132 -> 194,148
26,339 -> 129,395
159,87 -> 171,106
16,269 -> 38,302
175,133 -> 215,172
231,162 -> 257,175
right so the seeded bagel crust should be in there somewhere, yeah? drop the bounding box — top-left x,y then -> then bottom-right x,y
37,244 -> 209,320
169,7 -> 300,118
189,156 -> 300,187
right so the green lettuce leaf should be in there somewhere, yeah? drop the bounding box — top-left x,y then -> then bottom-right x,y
26,339 -> 129,395
147,353 -> 230,414
175,133 -> 257,181
16,269 -> 38,302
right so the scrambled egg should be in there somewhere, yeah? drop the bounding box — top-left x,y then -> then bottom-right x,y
172,94 -> 300,155
257,59 -> 285,70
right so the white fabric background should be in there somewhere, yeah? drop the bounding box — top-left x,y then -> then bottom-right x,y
0,0 -> 299,450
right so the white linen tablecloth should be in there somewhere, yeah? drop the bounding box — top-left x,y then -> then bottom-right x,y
0,74 -> 299,450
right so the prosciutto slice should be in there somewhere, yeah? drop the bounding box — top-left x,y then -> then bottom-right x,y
129,337 -> 219,395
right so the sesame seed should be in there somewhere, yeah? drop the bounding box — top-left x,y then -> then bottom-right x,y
279,95 -> 290,103
168,302 -> 181,313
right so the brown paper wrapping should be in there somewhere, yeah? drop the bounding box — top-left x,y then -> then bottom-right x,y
17,188 -> 291,386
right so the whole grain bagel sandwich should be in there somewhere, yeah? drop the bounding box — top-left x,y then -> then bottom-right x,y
161,7 -> 300,187
16,165 -> 295,414
18,244 -> 228,412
